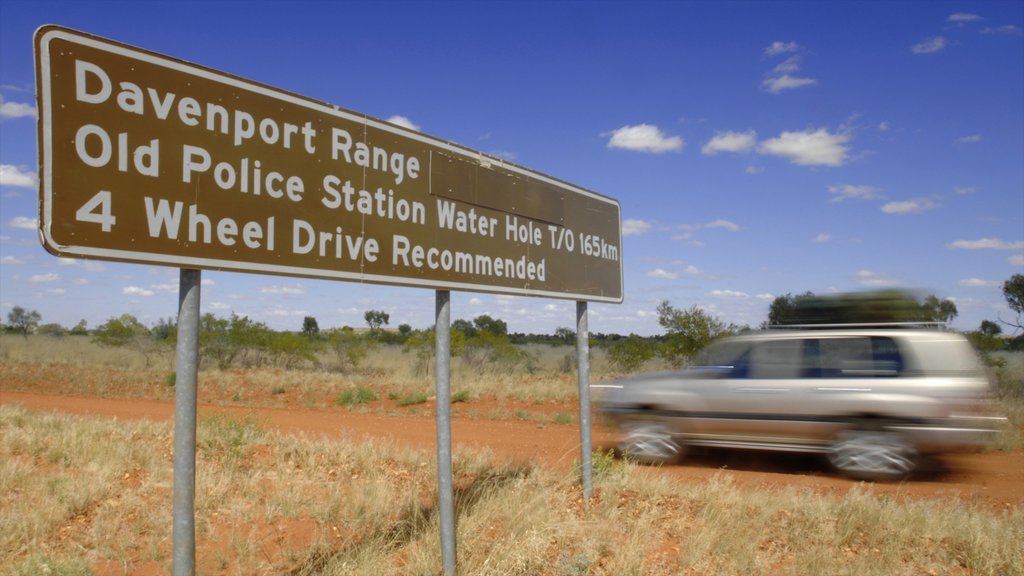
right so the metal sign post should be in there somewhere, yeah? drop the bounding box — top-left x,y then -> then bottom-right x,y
172,269 -> 201,576
435,290 -> 456,575
576,301 -> 592,500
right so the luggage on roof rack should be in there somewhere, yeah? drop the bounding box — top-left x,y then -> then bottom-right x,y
767,322 -> 947,330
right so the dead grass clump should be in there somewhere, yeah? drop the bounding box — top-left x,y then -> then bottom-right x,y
3,405 -> 1022,576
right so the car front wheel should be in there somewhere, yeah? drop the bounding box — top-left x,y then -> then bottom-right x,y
618,421 -> 683,464
828,430 -> 917,481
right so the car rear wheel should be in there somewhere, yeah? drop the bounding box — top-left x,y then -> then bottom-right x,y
828,430 -> 917,481
618,421 -> 683,464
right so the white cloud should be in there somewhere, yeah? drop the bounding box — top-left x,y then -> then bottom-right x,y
30,273 -> 58,283
912,36 -> 947,54
123,286 -> 155,296
683,265 -> 702,276
856,270 -> 900,287
708,289 -> 750,300
621,219 -> 652,237
881,198 -> 939,214
959,278 -> 1000,288
763,41 -> 801,57
386,115 -> 421,131
0,255 -> 25,264
947,238 -> 1024,250
705,219 -> 741,232
745,165 -> 764,175
469,297 -> 483,305
981,25 -> 1022,36
606,124 -> 684,153
702,130 -> 757,155
762,74 -> 817,94
1010,254 -> 1024,266
814,233 -> 832,243
828,184 -> 881,203
44,288 -> 65,296
0,96 -> 36,119
878,121 -> 890,132
647,268 -> 678,280
954,186 -> 976,195
0,165 -> 37,188
948,13 -> 982,24
261,285 -> 305,295
8,216 -> 37,230
758,128 -> 850,166
956,134 -> 982,144
772,55 -> 803,74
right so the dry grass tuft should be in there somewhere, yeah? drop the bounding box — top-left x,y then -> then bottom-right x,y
2,406 -> 1021,575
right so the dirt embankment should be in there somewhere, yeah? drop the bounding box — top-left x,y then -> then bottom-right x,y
2,390 -> 1021,511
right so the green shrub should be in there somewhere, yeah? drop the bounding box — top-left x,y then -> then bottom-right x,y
335,387 -> 378,406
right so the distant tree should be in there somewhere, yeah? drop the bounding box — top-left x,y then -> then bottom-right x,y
93,314 -> 163,367
302,316 -> 320,339
69,319 -> 89,336
965,320 -> 1006,355
364,310 -> 390,332
152,317 -> 177,342
657,301 -> 736,367
37,323 -> 68,337
452,319 -> 477,338
554,327 -> 576,345
1002,274 -> 1024,332
326,326 -> 371,372
980,319 -> 1002,337
6,306 -> 41,339
918,294 -> 958,324
398,323 -> 412,336
607,334 -> 655,372
473,314 -> 507,336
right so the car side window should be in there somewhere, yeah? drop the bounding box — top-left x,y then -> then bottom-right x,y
813,336 -> 903,378
748,339 -> 804,379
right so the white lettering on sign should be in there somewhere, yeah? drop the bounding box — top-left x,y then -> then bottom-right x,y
75,59 -> 318,153
181,145 -> 304,201
436,199 -> 497,237
143,197 -> 275,251
74,124 -> 159,176
291,219 -> 379,261
330,128 -> 420,185
392,235 -> 545,282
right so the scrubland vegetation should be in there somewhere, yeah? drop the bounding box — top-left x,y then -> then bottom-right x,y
2,405 -> 1022,576
3,283 -> 1024,574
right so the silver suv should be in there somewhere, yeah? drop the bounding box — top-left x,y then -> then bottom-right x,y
596,325 -> 1002,480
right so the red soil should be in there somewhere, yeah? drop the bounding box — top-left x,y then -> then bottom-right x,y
3,390 -> 1021,511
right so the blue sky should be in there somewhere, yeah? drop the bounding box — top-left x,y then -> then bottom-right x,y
1,1 -> 1022,336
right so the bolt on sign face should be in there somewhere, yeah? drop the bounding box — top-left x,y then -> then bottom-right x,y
35,26 -> 623,302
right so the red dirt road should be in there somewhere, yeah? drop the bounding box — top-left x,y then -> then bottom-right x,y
3,391 -> 1022,510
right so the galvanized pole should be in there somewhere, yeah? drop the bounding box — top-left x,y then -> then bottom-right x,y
435,290 -> 456,575
172,269 -> 201,576
576,301 -> 592,500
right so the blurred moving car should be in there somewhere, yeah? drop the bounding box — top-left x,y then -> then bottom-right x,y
596,324 -> 1004,480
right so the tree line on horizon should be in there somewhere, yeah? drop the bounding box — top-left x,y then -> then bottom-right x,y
5,276 -> 1023,373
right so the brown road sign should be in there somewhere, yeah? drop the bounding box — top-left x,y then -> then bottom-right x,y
35,26 -> 623,302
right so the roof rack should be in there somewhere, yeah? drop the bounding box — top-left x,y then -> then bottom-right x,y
767,322 -> 947,330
